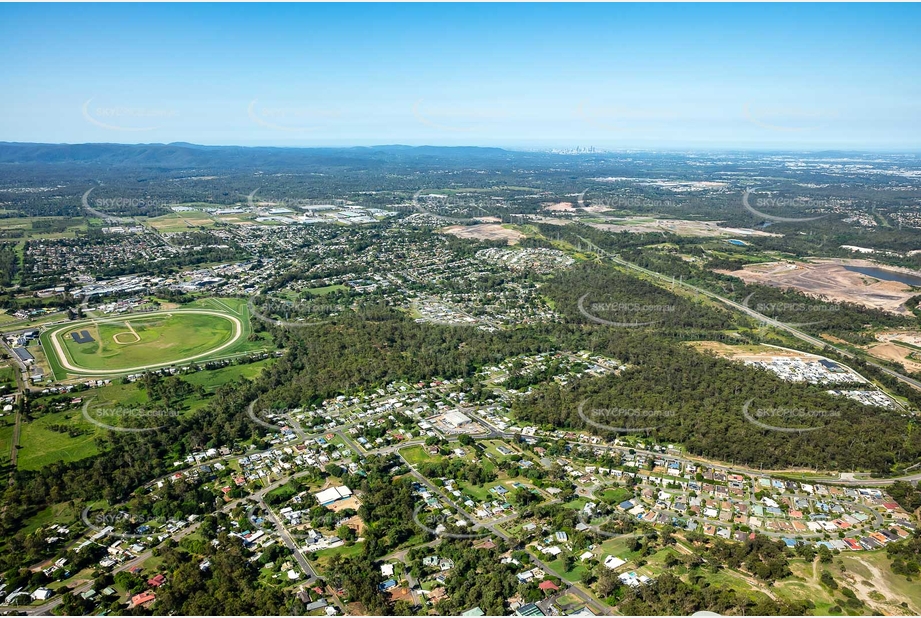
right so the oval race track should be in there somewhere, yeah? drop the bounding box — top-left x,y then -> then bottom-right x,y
45,309 -> 245,376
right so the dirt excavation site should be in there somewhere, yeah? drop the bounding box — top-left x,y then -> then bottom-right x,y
719,259 -> 921,314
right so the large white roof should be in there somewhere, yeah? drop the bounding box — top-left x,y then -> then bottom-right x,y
315,485 -> 352,504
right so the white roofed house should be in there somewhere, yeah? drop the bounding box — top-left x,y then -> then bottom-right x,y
314,485 -> 353,506
603,555 -> 626,570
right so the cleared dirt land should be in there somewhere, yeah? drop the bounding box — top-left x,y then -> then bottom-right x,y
865,342 -> 921,372
590,217 -> 779,239
542,201 -> 575,212
146,211 -> 216,232
720,258 -> 920,314
439,223 -> 524,244
689,341 -> 821,362
865,331 -> 921,372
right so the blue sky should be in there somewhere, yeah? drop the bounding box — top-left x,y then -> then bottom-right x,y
1,3 -> 919,149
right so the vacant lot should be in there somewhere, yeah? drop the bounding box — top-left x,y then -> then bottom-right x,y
0,216 -> 87,240
543,201 -> 575,212
439,224 -> 525,245
146,211 -> 215,232
773,552 -> 921,616
400,445 -> 442,466
589,217 -> 778,239
0,364 -> 17,390
183,358 -> 274,393
16,359 -> 274,469
18,408 -> 102,470
688,341 -> 819,362
305,284 -> 347,296
865,342 -> 921,372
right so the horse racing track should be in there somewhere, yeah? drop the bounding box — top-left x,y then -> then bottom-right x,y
41,309 -> 245,377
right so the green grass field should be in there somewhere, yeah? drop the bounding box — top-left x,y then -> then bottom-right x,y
0,216 -> 87,240
146,211 -> 216,232
547,556 -> 590,583
0,420 -> 15,463
58,312 -> 236,371
599,487 -> 635,505
562,496 -> 590,510
183,358 -> 274,392
400,445 -> 443,466
458,481 -> 494,502
305,284 -> 347,296
313,541 -> 366,574
17,408 -> 102,470
19,502 -> 79,536
17,358 -> 275,470
596,535 -> 643,561
0,365 -> 17,390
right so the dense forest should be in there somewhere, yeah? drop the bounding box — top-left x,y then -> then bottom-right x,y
888,481 -> 921,512
0,242 -> 18,286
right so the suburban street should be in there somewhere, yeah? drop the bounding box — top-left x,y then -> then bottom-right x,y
400,453 -> 613,617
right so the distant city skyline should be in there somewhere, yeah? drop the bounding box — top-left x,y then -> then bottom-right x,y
1,3 -> 919,149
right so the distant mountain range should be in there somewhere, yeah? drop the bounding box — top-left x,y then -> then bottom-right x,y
0,142 -> 524,169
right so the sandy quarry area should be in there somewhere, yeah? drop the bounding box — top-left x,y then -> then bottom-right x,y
719,258 -> 920,314
542,201 -> 575,212
539,200 -> 615,214
690,341 -> 819,363
877,330 -> 921,346
530,215 -> 578,226
527,214 -> 778,240
439,223 -> 524,245
583,204 -> 614,214
865,330 -> 921,372
589,217 -> 779,239
865,342 -> 921,373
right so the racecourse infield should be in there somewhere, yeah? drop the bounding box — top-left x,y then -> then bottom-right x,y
41,309 -> 245,377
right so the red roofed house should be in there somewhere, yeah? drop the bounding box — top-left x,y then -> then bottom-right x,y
147,574 -> 166,588
538,580 -> 560,592
131,591 -> 156,607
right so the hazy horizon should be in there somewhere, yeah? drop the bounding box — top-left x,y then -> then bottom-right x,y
4,141 -> 921,155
